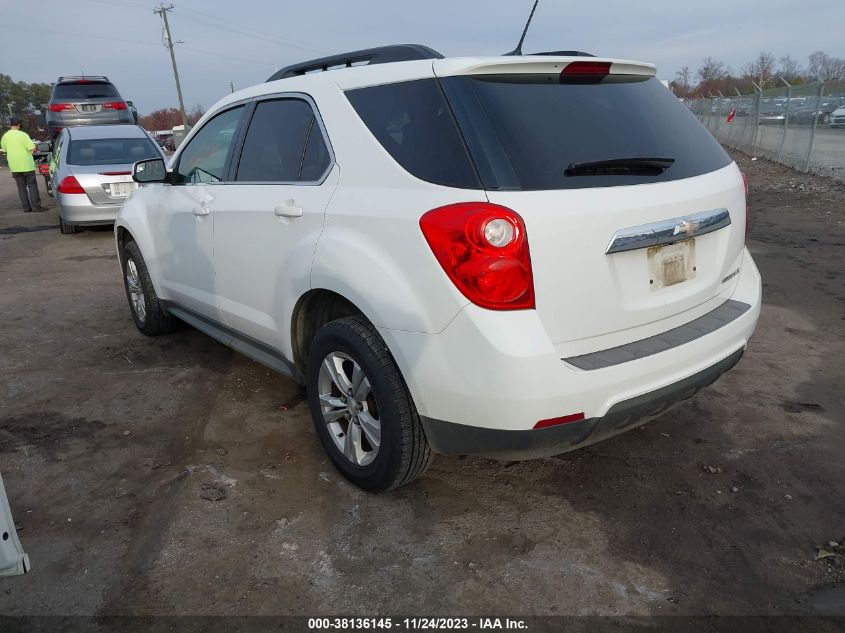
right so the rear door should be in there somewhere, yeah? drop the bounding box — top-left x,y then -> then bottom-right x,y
436,65 -> 746,354
0,472 -> 29,577
211,96 -> 338,349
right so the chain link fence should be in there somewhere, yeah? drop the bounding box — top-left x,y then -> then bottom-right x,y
687,81 -> 845,182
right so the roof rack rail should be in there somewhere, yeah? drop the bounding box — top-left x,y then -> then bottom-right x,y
57,75 -> 110,83
530,51 -> 595,57
266,44 -> 443,82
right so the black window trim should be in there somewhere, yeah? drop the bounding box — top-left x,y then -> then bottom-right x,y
170,100 -> 250,186
229,91 -> 335,186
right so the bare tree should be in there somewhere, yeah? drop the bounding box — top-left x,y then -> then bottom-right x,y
742,52 -> 776,87
808,51 -> 845,82
675,66 -> 691,88
778,55 -> 802,82
697,57 -> 728,84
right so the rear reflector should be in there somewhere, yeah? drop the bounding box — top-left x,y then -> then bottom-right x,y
534,412 -> 586,429
99,171 -> 131,176
561,61 -> 611,76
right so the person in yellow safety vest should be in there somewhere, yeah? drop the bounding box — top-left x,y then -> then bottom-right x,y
0,118 -> 44,212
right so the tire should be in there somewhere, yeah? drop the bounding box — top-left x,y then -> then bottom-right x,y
59,218 -> 77,235
120,240 -> 179,336
306,315 -> 433,492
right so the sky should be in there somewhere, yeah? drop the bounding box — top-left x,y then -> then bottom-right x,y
2,0 -> 842,115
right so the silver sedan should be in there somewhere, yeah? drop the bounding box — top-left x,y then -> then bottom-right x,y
50,124 -> 165,235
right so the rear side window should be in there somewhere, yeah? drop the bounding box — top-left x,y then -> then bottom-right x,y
236,99 -> 324,182
52,82 -> 120,100
67,137 -> 159,165
440,74 -> 731,190
346,79 -> 480,189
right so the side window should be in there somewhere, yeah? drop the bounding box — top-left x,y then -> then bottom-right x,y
236,99 -> 324,182
300,121 -> 331,182
174,106 -> 244,184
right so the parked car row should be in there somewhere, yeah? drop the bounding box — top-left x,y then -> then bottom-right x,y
700,94 -> 845,127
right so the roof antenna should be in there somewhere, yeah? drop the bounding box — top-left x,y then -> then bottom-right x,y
505,0 -> 539,56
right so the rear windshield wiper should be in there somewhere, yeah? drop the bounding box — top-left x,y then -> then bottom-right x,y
564,157 -> 675,177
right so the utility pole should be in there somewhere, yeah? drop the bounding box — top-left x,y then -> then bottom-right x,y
230,81 -> 234,93
154,4 -> 188,130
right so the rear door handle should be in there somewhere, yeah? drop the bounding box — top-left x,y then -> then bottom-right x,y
274,204 -> 303,218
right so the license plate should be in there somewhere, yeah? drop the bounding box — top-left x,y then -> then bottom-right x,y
647,239 -> 696,290
79,104 -> 98,112
109,182 -> 137,198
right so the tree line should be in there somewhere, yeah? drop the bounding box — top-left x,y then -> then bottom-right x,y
672,51 -> 845,98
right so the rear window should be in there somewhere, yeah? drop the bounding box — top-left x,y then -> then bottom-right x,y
347,75 -> 731,191
52,82 -> 120,100
68,138 -> 159,166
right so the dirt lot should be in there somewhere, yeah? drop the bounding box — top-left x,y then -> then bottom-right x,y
0,152 -> 843,618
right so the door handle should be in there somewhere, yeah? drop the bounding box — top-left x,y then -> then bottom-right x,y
192,204 -> 210,216
274,204 -> 303,218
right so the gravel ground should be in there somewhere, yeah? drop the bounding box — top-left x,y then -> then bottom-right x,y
0,152 -> 843,618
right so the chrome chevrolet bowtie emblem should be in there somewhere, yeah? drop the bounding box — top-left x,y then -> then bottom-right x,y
675,219 -> 700,236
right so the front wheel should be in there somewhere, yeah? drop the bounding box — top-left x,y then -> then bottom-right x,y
306,316 -> 433,492
120,240 -> 179,336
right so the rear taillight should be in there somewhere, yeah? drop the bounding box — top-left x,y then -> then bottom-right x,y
57,176 -> 86,194
419,202 -> 534,310
49,103 -> 75,112
102,101 -> 127,110
561,61 -> 611,77
741,172 -> 750,238
38,164 -> 50,175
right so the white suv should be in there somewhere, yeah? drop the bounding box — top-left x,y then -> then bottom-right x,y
116,45 -> 761,491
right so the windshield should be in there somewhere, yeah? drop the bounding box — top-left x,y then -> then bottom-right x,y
67,138 -> 159,166
53,82 -> 120,100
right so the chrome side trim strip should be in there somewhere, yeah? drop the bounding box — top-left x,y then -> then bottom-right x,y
606,208 -> 732,254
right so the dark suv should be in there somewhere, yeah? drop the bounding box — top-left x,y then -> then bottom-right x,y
47,76 -> 134,140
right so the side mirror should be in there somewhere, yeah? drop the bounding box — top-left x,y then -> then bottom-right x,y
133,158 -> 167,184
126,100 -> 134,107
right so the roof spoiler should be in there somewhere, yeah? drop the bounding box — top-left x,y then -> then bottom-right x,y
266,44 -> 443,82
57,75 -> 109,83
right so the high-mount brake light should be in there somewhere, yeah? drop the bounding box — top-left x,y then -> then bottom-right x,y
57,176 -> 86,194
561,61 -> 611,76
419,202 -> 534,311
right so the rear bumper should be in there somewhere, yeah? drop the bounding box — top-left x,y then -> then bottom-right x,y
421,347 -> 743,460
379,247 -> 761,458
57,192 -> 120,225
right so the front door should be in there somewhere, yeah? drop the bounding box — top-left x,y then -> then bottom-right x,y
152,105 -> 245,318
211,97 -> 338,352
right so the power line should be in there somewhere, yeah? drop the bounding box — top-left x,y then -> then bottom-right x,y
172,5 -> 328,54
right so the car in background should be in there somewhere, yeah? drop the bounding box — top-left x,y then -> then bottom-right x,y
759,99 -> 787,124
829,105 -> 845,128
50,124 -> 164,234
46,76 -> 134,140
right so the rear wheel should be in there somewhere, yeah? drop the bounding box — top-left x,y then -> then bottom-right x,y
59,218 -> 77,234
306,316 -> 432,492
120,240 -> 179,336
